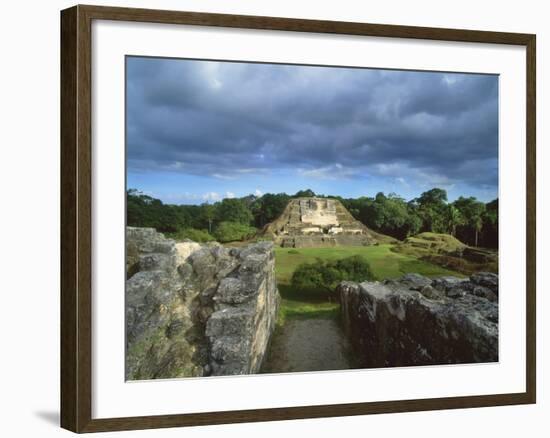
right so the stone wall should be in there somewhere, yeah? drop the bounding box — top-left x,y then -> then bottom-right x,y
280,234 -> 374,248
126,227 -> 279,380
338,273 -> 498,367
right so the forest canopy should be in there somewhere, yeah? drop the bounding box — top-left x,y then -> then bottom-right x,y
126,188 -> 498,248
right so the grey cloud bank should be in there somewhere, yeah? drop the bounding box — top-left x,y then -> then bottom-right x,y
126,57 -> 498,197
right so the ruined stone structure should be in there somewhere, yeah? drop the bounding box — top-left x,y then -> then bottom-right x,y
263,197 -> 381,248
126,227 -> 280,380
126,226 -> 497,378
338,272 -> 498,367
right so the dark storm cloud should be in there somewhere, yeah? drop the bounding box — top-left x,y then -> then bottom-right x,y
126,57 -> 498,190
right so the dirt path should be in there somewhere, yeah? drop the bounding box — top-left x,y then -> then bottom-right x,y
262,318 -> 355,373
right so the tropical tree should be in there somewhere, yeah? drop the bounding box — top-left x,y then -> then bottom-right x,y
126,189 -> 185,232
251,193 -> 290,227
213,221 -> 257,243
199,203 -> 216,233
352,192 -> 422,240
215,198 -> 253,225
414,188 -> 449,233
481,199 -> 499,248
472,215 -> 483,246
405,206 -> 423,237
417,187 -> 448,206
293,188 -> 316,198
446,205 -> 464,237
453,196 -> 486,246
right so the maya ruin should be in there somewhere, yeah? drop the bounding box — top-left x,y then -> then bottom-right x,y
263,197 -> 383,248
126,196 -> 499,379
124,57 -> 500,381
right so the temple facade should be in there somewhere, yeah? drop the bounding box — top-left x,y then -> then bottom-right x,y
263,197 -> 380,248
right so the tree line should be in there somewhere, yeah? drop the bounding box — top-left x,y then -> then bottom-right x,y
127,187 -> 498,248
338,188 -> 498,248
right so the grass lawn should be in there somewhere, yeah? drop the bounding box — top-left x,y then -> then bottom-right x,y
274,244 -> 463,323
275,244 -> 462,284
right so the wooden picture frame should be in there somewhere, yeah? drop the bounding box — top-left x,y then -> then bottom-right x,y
60,4 -> 536,433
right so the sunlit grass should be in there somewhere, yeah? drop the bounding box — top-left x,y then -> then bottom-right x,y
274,244 -> 463,323
275,244 -> 461,284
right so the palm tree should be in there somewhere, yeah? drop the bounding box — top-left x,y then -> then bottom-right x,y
473,215 -> 483,247
446,205 -> 463,237
201,203 -> 216,234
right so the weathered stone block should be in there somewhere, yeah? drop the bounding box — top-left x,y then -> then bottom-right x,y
338,273 -> 498,368
125,227 -> 280,380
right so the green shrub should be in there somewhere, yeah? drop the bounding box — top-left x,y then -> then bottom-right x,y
168,228 -> 215,243
290,255 -> 374,300
287,249 -> 300,255
213,221 -> 257,243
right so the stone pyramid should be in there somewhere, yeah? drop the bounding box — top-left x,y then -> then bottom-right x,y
263,197 -> 380,248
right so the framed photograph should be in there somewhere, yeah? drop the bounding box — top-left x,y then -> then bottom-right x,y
60,4 -> 536,433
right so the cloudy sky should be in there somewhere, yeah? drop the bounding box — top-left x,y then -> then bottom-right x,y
126,56 -> 498,204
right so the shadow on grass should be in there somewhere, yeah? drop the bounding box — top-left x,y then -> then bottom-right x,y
283,306 -> 339,320
278,283 -> 332,302
277,283 -> 340,325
